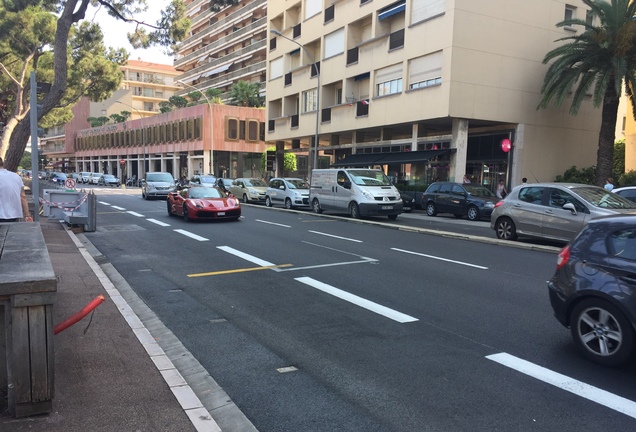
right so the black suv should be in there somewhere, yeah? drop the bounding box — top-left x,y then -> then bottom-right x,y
422,182 -> 499,221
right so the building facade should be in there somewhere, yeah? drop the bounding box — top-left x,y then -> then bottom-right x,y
175,0 -> 267,101
73,103 -> 268,182
266,0 -> 601,189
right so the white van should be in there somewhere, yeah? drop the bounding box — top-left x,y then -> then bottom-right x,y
310,169 -> 403,220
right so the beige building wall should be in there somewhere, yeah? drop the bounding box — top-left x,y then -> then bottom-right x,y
267,0 -> 600,184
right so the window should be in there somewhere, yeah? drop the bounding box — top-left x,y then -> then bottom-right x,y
194,118 -> 201,139
324,28 -> 344,58
325,5 -> 334,23
239,120 -> 246,140
518,187 -> 545,205
302,88 -> 318,112
409,51 -> 443,89
585,10 -> 594,25
564,5 -> 575,21
247,120 -> 259,141
305,0 -> 322,19
227,118 -> 239,140
375,63 -> 403,96
270,57 -> 283,79
411,0 -> 445,25
609,229 -> 636,261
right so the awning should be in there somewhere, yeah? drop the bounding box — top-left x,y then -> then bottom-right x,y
331,149 -> 453,167
378,1 -> 406,20
51,161 -> 64,167
202,63 -> 232,77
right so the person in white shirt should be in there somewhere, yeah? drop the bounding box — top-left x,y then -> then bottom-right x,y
0,157 -> 32,222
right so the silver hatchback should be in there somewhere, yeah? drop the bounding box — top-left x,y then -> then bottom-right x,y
491,182 -> 636,242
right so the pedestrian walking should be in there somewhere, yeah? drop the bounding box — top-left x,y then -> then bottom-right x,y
496,179 -> 507,199
605,178 -> 614,192
0,157 -> 33,222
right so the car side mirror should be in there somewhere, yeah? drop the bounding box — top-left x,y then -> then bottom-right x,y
279,185 -> 285,190
562,202 -> 577,215
342,181 -> 352,189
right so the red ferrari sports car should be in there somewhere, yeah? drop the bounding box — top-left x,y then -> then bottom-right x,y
167,186 -> 241,221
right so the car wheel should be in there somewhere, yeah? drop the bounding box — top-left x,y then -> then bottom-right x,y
183,205 -> 190,222
495,217 -> 518,240
243,194 -> 249,203
312,199 -> 323,214
467,205 -> 480,221
570,298 -> 634,366
349,202 -> 361,219
265,196 -> 272,207
285,198 -> 293,209
426,202 -> 437,217
388,214 -> 398,221
167,200 -> 174,216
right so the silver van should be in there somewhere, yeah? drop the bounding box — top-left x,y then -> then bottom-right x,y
141,172 -> 176,200
265,178 -> 310,209
310,169 -> 402,220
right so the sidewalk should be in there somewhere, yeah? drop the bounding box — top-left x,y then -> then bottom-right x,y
0,219 -> 217,431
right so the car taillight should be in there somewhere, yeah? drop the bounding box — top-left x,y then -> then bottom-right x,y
556,245 -> 570,270
494,201 -> 504,208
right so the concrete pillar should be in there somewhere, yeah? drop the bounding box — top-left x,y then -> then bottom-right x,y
412,123 -> 419,150
450,118 -> 469,183
511,124 -> 525,187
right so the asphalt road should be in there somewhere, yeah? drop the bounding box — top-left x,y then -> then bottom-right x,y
81,185 -> 636,432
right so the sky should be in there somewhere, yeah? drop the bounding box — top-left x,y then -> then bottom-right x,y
87,0 -> 174,65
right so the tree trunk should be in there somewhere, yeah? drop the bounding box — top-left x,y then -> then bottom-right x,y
596,82 -> 619,187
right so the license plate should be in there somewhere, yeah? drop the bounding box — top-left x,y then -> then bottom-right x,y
382,206 -> 393,210
218,212 -> 225,216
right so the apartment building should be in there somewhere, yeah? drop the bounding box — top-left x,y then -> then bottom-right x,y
175,0 -> 267,100
266,0 -> 601,188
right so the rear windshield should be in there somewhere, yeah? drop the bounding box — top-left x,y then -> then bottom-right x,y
147,173 -> 174,183
245,179 -> 267,187
347,170 -> 392,186
573,186 -> 636,209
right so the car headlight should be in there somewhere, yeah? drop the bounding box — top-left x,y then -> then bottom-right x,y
248,188 -> 257,195
147,184 -> 156,190
361,190 -> 373,199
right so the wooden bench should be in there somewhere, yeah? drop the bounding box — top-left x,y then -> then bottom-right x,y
0,223 -> 56,417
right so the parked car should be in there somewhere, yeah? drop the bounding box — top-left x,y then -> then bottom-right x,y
70,173 -> 81,183
80,172 -> 91,184
98,174 -> 121,187
612,186 -> 636,203
216,178 -> 235,192
229,178 -> 268,203
188,174 -> 217,188
89,173 -> 102,184
401,192 -> 414,213
142,172 -> 176,200
491,182 -> 636,243
422,182 -> 499,221
266,177 -> 310,209
167,186 -> 241,222
548,215 -> 636,366
49,172 -> 67,185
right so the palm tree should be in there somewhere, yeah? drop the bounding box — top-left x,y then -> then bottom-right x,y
539,0 -> 636,186
229,81 -> 263,107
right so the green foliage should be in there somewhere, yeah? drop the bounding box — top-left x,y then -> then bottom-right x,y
554,166 -> 596,184
229,81 -> 263,107
159,101 -> 172,113
614,138 -> 625,176
87,116 -> 110,127
261,146 -> 297,173
109,111 -> 131,124
538,0 -> 636,186
188,91 -> 202,103
169,95 -> 188,108
618,170 -> 636,187
205,88 -> 222,99
19,151 -> 31,169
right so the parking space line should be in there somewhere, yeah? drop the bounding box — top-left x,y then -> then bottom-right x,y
487,352 -> 636,419
308,230 -> 362,243
111,205 -> 126,210
217,246 -> 275,266
391,248 -> 488,269
127,211 -> 144,217
256,219 -> 291,228
147,219 -> 170,227
174,229 -> 208,242
98,201 -> 111,205
295,277 -> 419,323
188,264 -> 293,278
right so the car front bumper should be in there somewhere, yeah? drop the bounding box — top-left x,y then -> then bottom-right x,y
359,202 -> 403,217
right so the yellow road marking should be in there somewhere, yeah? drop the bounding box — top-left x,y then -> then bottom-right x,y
188,263 -> 293,278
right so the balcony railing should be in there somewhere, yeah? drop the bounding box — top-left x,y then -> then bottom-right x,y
389,29 -> 405,50
346,47 -> 359,65
290,114 -> 299,128
321,108 -> 331,123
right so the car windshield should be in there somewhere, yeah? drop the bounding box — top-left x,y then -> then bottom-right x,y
188,187 -> 223,199
348,170 -> 392,186
199,176 -> 216,184
103,175 -> 116,180
245,179 -> 267,187
287,179 -> 308,189
146,173 -> 174,183
573,186 -> 636,209
464,184 -> 495,197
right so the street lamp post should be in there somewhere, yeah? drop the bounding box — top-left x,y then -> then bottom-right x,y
176,80 -> 214,176
270,29 -> 320,180
115,100 -> 145,181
